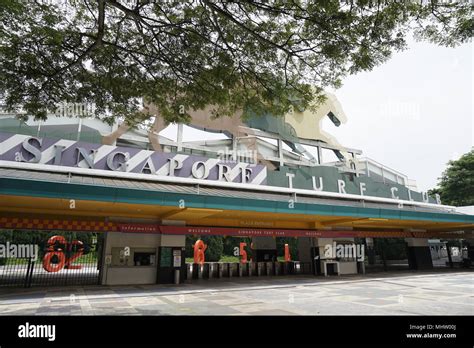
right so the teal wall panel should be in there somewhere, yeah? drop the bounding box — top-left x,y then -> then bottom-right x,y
1,177 -> 473,225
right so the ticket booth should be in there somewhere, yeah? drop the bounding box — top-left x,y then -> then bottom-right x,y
101,232 -> 186,285
102,232 -> 161,285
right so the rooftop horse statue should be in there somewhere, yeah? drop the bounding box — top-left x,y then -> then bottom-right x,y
103,92 -> 351,166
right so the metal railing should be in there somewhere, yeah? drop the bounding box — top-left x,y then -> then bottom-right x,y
0,231 -> 103,288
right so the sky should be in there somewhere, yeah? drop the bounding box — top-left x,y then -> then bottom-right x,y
328,39 -> 473,191
161,39 -> 473,192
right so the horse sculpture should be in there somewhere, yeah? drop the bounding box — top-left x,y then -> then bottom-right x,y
102,92 -> 351,166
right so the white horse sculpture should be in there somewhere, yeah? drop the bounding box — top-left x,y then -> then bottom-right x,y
103,92 -> 351,166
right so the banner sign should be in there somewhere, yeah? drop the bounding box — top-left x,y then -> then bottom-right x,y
0,133 -> 444,205
0,133 -> 267,185
157,225 -> 429,239
118,224 -> 160,233
0,218 -> 464,238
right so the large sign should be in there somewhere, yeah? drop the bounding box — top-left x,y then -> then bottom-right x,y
0,133 -> 441,205
0,133 -> 267,185
156,225 -> 427,239
0,217 -> 463,238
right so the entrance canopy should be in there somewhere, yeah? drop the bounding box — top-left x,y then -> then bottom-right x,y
1,165 -> 473,239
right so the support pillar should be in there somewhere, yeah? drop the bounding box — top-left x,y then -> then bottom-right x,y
298,237 -> 316,275
461,238 -> 473,268
297,237 -> 313,263
446,241 -> 454,268
366,238 -> 376,265
405,238 -> 433,270
465,238 -> 474,260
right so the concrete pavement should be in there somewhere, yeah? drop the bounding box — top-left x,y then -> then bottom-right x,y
0,270 -> 472,315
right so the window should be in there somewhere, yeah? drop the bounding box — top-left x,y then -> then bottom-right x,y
133,252 -> 156,266
110,247 -> 156,267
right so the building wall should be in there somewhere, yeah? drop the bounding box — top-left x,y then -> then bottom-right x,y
161,234 -> 186,247
251,236 -> 277,249
251,237 -> 277,262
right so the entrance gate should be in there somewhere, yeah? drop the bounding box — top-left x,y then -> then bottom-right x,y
0,230 -> 104,288
366,238 -> 410,272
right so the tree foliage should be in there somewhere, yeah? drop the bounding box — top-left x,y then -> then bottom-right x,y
185,235 -> 224,262
0,0 -> 472,125
374,238 -> 407,260
276,237 -> 298,259
430,150 -> 474,206
201,235 -> 224,262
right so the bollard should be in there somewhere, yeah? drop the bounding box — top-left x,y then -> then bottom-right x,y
203,263 -> 210,279
198,264 -> 204,279
288,261 -> 294,275
186,263 -> 192,281
192,263 -> 199,279
209,263 -> 214,279
266,262 -> 272,276
240,263 -> 247,277
295,262 -> 301,274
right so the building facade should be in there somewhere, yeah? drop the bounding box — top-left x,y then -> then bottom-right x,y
0,95 -> 473,287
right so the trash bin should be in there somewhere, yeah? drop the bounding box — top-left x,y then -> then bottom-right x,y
174,269 -> 180,285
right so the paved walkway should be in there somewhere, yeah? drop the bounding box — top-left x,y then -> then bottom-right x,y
0,270 -> 472,315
